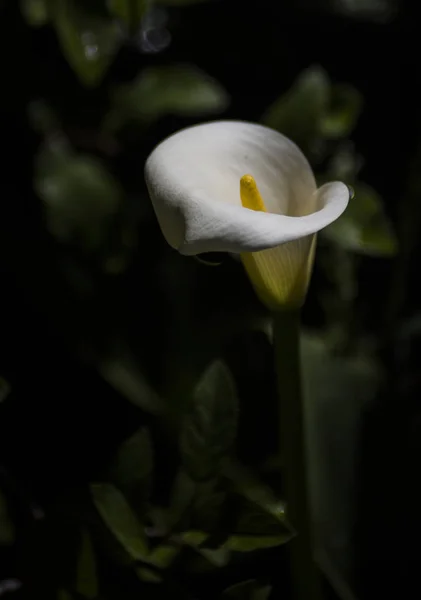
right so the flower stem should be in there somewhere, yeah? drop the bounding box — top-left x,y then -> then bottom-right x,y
273,310 -> 323,600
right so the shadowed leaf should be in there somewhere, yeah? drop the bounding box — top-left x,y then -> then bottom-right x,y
107,64 -> 229,129
91,483 -> 149,561
180,361 -> 239,481
53,0 -> 121,87
323,183 -> 397,256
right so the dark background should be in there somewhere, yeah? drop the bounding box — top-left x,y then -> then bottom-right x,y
1,0 -> 420,598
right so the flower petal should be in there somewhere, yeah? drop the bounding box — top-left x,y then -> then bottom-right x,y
241,236 -> 317,310
145,121 -> 349,255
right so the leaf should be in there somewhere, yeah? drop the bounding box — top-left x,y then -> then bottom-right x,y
320,84 -> 362,139
52,0 -> 122,87
222,580 -> 272,600
223,531 -> 291,552
169,469 -> 196,529
178,486 -> 293,554
322,182 -> 397,256
20,0 -> 49,26
75,531 -> 98,599
110,428 -> 154,503
91,483 -> 149,561
136,566 -> 162,583
221,462 -> 294,551
192,480 -> 226,530
177,530 -> 230,567
107,0 -> 148,29
226,497 -> 293,551
0,491 -> 14,545
301,332 -> 380,588
324,142 -> 363,183
99,352 -> 165,415
108,64 -> 229,129
223,462 -> 288,523
180,360 -> 239,481
35,149 -> 122,251
260,66 -> 330,152
146,543 -> 181,569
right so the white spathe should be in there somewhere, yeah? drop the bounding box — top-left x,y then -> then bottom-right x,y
145,120 -> 349,255
145,120 -> 349,308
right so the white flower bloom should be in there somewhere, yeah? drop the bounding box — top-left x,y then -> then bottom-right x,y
145,120 -> 349,309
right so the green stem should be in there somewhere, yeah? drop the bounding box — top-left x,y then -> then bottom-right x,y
273,310 -> 323,600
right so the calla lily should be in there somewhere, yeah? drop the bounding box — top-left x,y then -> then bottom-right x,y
145,120 -> 349,309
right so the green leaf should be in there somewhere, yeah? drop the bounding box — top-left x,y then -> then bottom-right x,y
35,149 -> 122,251
224,531 -> 291,551
180,526 -> 290,555
0,491 -> 14,545
136,566 -> 162,583
301,332 -> 380,585
261,66 -> 330,152
91,483 -> 149,561
146,543 -> 181,569
179,492 -> 293,553
322,182 -> 397,256
222,580 -> 272,600
221,462 -> 294,550
107,0 -> 148,29
192,480 -> 226,530
20,0 -> 49,26
226,497 -> 293,551
180,360 -> 239,481
75,531 -> 98,599
108,64 -> 229,129
99,351 -> 165,415
323,142 -> 363,183
52,0 -> 121,87
110,428 -> 154,503
223,462 -> 288,523
177,530 -> 230,567
169,469 -> 196,528
320,84 -> 362,139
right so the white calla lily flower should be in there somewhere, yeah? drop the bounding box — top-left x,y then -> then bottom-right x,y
145,120 -> 349,309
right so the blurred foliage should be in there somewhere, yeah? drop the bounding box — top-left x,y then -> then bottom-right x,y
1,0 -> 417,599
301,333 -> 380,580
53,0 -> 123,87
35,144 -> 124,252
262,65 -> 395,260
20,0 -> 48,26
107,64 -> 229,130
83,362 -> 293,595
261,66 -> 362,157
324,183 -> 397,256
108,0 -> 148,29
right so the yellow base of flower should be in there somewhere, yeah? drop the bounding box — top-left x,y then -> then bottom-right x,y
239,174 -> 315,311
